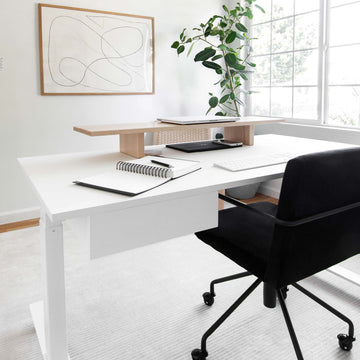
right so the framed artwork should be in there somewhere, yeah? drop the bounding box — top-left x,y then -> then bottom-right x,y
38,4 -> 154,95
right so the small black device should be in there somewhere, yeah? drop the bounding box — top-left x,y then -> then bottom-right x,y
166,140 -> 243,153
212,139 -> 243,147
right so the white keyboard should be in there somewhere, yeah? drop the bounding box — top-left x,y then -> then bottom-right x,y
214,153 -> 297,172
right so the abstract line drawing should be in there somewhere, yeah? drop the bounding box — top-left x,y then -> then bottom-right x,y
38,4 -> 154,95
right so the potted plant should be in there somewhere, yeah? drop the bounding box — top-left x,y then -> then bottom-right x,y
171,1 -> 264,117
171,1 -> 266,199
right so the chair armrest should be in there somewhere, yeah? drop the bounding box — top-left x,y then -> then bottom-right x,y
218,193 -> 360,228
219,193 -> 277,221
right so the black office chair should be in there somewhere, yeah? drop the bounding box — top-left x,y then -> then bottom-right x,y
191,147 -> 360,360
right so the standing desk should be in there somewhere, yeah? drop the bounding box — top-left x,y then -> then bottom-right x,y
18,134 -> 359,360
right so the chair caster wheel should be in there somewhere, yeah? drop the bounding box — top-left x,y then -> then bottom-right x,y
338,333 -> 355,351
202,292 -> 215,306
191,348 -> 208,360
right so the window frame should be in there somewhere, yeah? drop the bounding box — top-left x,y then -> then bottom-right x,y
245,0 -> 360,129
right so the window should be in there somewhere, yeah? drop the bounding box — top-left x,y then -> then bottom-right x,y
247,0 -> 360,128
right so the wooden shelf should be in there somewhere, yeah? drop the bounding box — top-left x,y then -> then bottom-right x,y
74,117 -> 284,158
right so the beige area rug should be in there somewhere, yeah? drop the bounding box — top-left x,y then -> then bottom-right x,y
1,224 -> 360,360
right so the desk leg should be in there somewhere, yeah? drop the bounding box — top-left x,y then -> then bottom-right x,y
30,213 -> 69,360
327,265 -> 360,287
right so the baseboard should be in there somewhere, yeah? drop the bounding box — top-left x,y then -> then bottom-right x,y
258,183 -> 280,199
0,207 -> 40,225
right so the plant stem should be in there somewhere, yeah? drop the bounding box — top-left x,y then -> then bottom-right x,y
196,36 -> 218,48
220,103 -> 236,111
221,48 -> 240,116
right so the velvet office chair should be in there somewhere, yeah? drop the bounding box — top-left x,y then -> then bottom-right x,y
191,147 -> 360,360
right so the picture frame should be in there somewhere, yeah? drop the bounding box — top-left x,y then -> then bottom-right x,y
38,3 -> 155,95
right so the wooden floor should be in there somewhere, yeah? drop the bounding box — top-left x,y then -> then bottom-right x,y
242,193 -> 278,205
0,218 -> 39,233
0,194 -> 278,233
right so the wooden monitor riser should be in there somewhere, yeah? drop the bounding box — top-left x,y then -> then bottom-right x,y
74,117 -> 284,158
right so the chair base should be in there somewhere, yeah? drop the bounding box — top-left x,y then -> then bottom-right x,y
193,275 -> 355,359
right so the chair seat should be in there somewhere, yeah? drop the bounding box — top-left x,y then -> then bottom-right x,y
195,201 -> 277,279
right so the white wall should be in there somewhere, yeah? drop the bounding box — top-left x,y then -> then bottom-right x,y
0,0 -> 224,222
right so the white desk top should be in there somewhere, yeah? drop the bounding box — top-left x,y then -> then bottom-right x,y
18,135 -> 352,222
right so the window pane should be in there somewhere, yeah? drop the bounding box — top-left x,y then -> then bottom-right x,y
329,3 -> 360,47
330,0 -> 356,7
271,53 -> 293,86
271,88 -> 292,117
272,18 -> 293,53
295,0 -> 320,14
328,86 -> 360,127
252,23 -> 271,55
251,56 -> 270,86
293,87 -> 318,119
250,88 -> 270,116
272,0 -> 294,19
328,45 -> 360,85
294,50 -> 318,86
294,12 -> 319,50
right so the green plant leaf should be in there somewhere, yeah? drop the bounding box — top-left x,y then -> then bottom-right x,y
231,63 -> 246,71
235,97 -> 244,105
206,107 -> 212,115
222,5 -> 229,13
194,48 -> 216,62
209,92 -> 213,96
177,45 -> 185,55
212,54 -> 223,61
246,61 -> 256,67
244,7 -> 253,19
209,96 -> 219,108
240,73 -> 248,80
220,94 -> 230,103
224,53 -> 238,66
255,4 -> 266,13
215,112 -> 226,116
179,28 -> 186,41
225,31 -> 237,44
235,23 -> 248,32
236,33 -> 246,40
202,61 -> 222,70
216,68 -> 223,74
171,41 -> 179,49
204,25 -> 212,37
220,79 -> 228,87
210,28 -> 220,36
186,38 -> 192,43
218,44 -> 227,51
187,42 -> 195,57
230,9 -> 237,17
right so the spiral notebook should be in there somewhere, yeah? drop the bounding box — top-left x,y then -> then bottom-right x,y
73,156 -> 201,196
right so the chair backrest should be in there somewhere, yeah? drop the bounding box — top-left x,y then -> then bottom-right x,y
265,147 -> 360,288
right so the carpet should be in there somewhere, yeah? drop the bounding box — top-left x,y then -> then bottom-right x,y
1,224 -> 360,359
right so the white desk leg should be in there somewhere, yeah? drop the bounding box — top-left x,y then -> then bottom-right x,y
327,265 -> 360,287
30,213 -> 69,360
